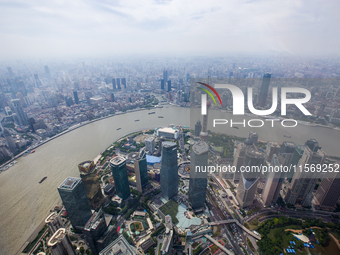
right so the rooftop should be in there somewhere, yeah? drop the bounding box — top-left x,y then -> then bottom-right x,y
58,177 -> 80,190
162,141 -> 176,148
158,127 -> 179,134
45,212 -> 58,224
145,136 -> 155,142
99,235 -> 136,255
47,228 -> 67,247
110,156 -> 126,166
192,141 -> 209,155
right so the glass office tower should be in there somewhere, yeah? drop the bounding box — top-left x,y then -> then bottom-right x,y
58,177 -> 92,229
110,156 -> 130,200
160,141 -> 178,200
189,141 -> 209,210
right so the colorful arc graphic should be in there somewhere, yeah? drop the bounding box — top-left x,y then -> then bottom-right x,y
198,88 -> 216,105
197,82 -> 223,106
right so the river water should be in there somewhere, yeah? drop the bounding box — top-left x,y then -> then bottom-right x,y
0,106 -> 339,255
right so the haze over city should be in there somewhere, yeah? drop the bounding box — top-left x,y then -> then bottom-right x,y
1,0 -> 340,60
1,1 -> 340,255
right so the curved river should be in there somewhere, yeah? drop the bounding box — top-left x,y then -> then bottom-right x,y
0,106 -> 339,255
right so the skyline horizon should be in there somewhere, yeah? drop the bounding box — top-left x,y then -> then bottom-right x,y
1,0 -> 340,60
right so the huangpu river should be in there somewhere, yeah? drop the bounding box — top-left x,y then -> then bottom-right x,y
0,106 -> 339,255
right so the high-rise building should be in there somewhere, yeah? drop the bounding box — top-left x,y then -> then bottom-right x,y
7,67 -> 14,76
266,141 -> 281,162
78,161 -> 104,208
200,100 -> 211,141
284,140 -> 325,206
167,80 -> 171,92
65,96 -> 74,107
189,141 -> 209,210
262,154 -> 283,206
145,136 -> 155,154
109,93 -> 114,102
128,148 -> 149,193
194,120 -> 202,136
280,141 -> 296,154
121,78 -> 127,88
110,156 -> 130,200
314,169 -> 340,211
83,208 -> 118,255
161,79 -> 165,90
116,78 -> 121,89
163,69 -> 168,82
44,65 -> 51,78
161,215 -> 174,254
73,91 -> 79,104
258,73 -> 271,107
45,212 -> 64,235
58,177 -> 92,230
112,79 -> 116,89
99,236 -> 136,255
160,142 -> 178,200
248,132 -> 258,145
236,145 -> 265,208
34,74 -> 42,87
11,99 -> 28,126
47,228 -> 76,255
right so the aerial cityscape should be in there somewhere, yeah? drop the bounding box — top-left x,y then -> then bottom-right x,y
1,1 -> 340,255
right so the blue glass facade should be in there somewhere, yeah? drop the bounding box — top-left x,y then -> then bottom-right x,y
110,156 -> 130,200
160,141 -> 178,200
189,141 -> 209,210
58,177 -> 92,229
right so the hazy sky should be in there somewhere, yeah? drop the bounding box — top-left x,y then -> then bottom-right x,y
1,0 -> 340,60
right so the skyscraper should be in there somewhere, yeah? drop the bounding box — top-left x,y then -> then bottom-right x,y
314,169 -> 340,210
47,228 -> 76,255
73,91 -> 79,104
78,160 -> 104,208
83,208 -> 118,255
11,99 -> 28,126
200,100 -> 211,141
112,79 -> 116,89
262,154 -> 283,206
99,236 -> 137,255
58,177 -> 92,230
121,78 -> 127,88
160,142 -> 178,200
128,148 -> 149,193
163,69 -> 168,82
167,80 -> 171,92
44,65 -> 51,78
236,145 -> 265,208
280,141 -> 296,154
7,67 -> 14,76
145,136 -> 155,154
34,74 -> 42,87
248,132 -> 258,145
189,141 -> 209,210
161,79 -> 165,90
284,140 -> 325,206
110,156 -> 130,200
45,212 -> 64,235
116,78 -> 121,89
258,73 -> 271,107
266,141 -> 281,162
194,120 -> 202,136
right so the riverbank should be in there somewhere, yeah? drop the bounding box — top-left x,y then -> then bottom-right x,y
0,106 -> 165,170
18,123 -> 172,254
